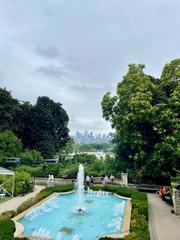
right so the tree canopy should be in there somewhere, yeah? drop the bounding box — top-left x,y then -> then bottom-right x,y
0,88 -> 70,158
101,59 -> 180,184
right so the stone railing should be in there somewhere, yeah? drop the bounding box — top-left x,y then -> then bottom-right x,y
172,188 -> 180,215
34,175 -> 128,187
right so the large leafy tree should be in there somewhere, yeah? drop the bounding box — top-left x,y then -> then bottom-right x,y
0,88 -> 70,158
0,130 -> 23,164
16,96 -> 70,158
102,59 -> 180,184
0,88 -> 20,132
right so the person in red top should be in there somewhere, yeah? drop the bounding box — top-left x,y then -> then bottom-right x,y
158,186 -> 170,201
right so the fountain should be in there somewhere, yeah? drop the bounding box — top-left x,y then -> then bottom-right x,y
74,164 -> 85,213
20,163 -> 128,239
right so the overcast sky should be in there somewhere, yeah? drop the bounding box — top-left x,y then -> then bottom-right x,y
0,0 -> 179,134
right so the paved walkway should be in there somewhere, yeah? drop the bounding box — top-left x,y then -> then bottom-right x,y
148,193 -> 180,240
0,185 -> 45,214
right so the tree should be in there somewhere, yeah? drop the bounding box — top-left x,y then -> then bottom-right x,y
20,149 -> 43,166
0,88 -> 20,132
28,96 -> 69,157
101,59 -> 180,183
0,130 -> 23,165
0,88 -> 70,159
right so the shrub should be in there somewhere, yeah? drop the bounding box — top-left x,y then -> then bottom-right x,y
4,171 -> 33,196
0,211 -> 16,220
20,149 -> 43,166
39,164 -> 60,177
14,171 -> 33,195
0,219 -> 15,240
58,163 -> 79,178
15,165 -> 42,177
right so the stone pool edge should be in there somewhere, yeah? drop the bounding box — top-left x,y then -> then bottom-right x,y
13,190 -> 75,238
13,190 -> 132,239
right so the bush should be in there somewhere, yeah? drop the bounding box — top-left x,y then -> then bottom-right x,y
14,171 -> 33,195
0,219 -> 15,240
4,171 -> 33,196
20,149 -> 43,166
0,211 -> 16,220
15,165 -> 42,177
39,164 -> 60,177
58,163 -> 79,178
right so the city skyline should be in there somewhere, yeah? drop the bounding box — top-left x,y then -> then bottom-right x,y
73,130 -> 113,144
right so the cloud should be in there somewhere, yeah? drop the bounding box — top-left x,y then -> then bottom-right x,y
69,85 -> 104,93
0,0 -> 179,134
35,45 -> 60,59
35,64 -> 67,78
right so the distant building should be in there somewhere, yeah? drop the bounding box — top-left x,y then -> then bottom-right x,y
73,131 -> 112,144
44,159 -> 59,164
6,157 -> 21,167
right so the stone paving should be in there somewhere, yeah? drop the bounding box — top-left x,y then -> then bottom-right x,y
0,185 -> 45,214
148,193 -> 180,240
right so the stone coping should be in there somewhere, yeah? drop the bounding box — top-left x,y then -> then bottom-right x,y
14,190 -> 131,239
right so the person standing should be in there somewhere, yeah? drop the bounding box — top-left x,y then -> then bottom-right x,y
86,175 -> 90,185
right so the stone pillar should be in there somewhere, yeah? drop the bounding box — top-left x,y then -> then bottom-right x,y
121,173 -> 128,187
172,188 -> 180,215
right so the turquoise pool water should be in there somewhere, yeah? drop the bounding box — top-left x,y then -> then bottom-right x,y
19,192 -> 127,240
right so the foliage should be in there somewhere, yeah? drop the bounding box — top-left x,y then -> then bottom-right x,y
0,219 -> 15,240
101,59 -> 180,184
21,96 -> 69,158
93,185 -> 149,240
73,142 -> 113,153
4,171 -> 33,196
0,88 -> 70,158
14,171 -> 33,195
58,163 -> 79,178
0,211 -> 16,220
0,130 -> 23,165
0,88 -> 19,133
15,165 -> 42,177
20,149 -> 43,166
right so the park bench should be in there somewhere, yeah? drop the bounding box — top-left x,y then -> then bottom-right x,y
137,184 -> 160,192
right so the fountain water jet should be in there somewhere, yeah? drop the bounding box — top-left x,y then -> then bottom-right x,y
74,164 -> 85,213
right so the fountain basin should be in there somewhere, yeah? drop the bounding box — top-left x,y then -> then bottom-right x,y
17,192 -> 128,240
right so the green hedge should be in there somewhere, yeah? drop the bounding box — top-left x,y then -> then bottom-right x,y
91,185 -> 149,240
0,219 -> 15,240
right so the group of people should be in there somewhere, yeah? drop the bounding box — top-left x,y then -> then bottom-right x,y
85,174 -> 115,185
47,174 -> 54,187
101,174 -> 115,185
